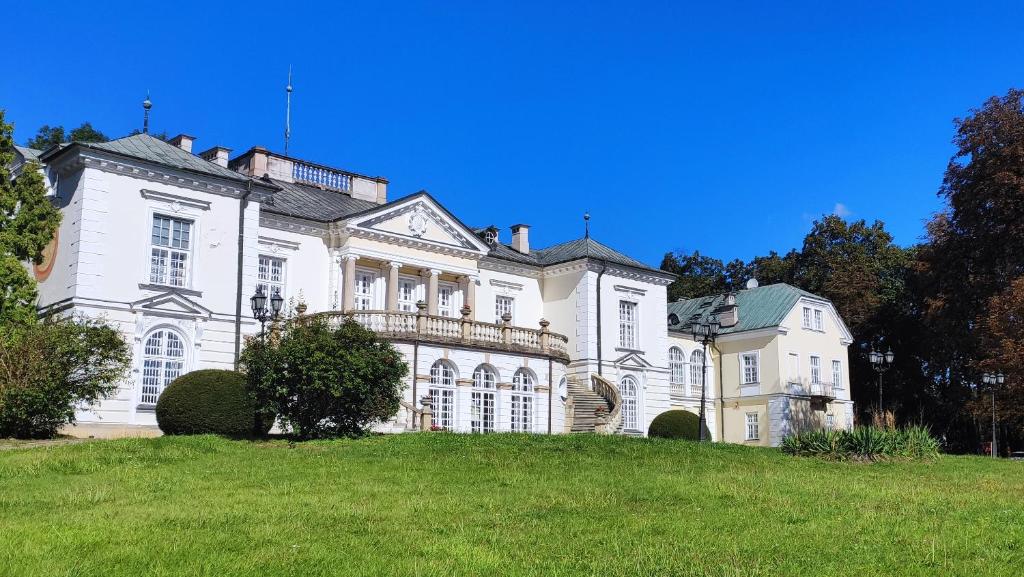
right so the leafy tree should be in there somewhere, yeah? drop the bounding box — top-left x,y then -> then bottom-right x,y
24,121 -> 108,150
661,250 -> 728,301
1,110 -> 62,331
240,316 -> 408,440
0,316 -> 131,439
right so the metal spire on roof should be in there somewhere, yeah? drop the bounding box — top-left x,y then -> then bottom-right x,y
584,212 -> 591,239
142,91 -> 152,134
284,66 -> 293,156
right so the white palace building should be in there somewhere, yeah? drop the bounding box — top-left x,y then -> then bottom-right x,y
12,131 -> 855,444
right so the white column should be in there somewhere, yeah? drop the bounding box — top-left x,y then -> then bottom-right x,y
386,261 -> 401,311
342,255 -> 358,311
425,269 -> 441,315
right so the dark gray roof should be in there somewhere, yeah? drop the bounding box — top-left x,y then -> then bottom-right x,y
483,235 -> 667,274
263,178 -> 379,222
47,133 -> 248,182
534,237 -> 661,272
667,283 -> 828,335
14,145 -> 41,162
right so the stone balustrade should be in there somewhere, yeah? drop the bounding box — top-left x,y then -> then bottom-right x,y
313,305 -> 570,362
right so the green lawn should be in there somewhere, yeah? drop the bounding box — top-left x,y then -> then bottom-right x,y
0,434 -> 1021,577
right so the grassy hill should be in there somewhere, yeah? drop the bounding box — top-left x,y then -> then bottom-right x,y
0,434 -> 1021,576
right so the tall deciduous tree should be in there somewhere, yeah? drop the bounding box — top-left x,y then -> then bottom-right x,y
1,110 -> 62,330
24,122 -> 108,150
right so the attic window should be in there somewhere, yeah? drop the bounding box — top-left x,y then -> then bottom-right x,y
668,313 -> 680,326
483,228 -> 497,246
698,300 -> 714,308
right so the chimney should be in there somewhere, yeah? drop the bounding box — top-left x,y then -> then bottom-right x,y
511,224 -> 530,254
198,146 -> 232,168
717,292 -> 739,327
168,134 -> 196,153
246,146 -> 270,178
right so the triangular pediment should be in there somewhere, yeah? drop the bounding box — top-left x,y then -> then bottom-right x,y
614,352 -> 653,368
132,291 -> 212,318
346,193 -> 490,254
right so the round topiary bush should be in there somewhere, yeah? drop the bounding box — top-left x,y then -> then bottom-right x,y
156,369 -> 272,437
648,410 -> 710,440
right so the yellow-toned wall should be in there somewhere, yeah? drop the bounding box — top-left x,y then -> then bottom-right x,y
721,400 -> 769,446
775,300 -> 852,401
716,333 -> 780,398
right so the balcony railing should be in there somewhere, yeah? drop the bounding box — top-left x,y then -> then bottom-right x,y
670,383 -> 706,398
789,379 -> 836,401
314,309 -> 570,361
292,161 -> 353,192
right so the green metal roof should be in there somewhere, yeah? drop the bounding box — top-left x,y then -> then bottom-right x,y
667,283 -> 830,335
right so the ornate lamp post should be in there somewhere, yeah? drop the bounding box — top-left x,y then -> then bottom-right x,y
250,285 -> 284,344
691,314 -> 721,442
868,346 -> 895,413
982,371 -> 1005,459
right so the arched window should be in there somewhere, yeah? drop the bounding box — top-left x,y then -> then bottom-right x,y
669,347 -> 685,390
510,369 -> 535,433
429,360 -> 457,431
471,365 -> 497,433
140,329 -> 186,405
689,349 -> 705,397
620,375 -> 639,431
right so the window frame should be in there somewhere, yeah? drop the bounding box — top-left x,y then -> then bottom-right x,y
620,375 -> 640,431
438,281 -> 457,318
801,306 -> 812,329
471,364 -> 498,433
353,268 -> 378,311
149,214 -> 195,288
510,368 -> 535,433
429,360 -> 458,431
257,254 -> 287,303
745,412 -> 759,440
740,351 -> 760,385
397,275 -> 420,313
689,349 -> 705,397
139,328 -> 188,407
618,300 -> 639,350
813,309 -> 824,331
787,352 -> 801,384
669,347 -> 685,389
810,355 -> 822,384
832,359 -> 842,388
495,295 -> 515,324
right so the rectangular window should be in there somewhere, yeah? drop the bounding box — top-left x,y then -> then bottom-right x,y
619,301 -> 638,349
826,413 -> 836,431
438,283 -> 455,317
354,271 -> 376,310
397,277 -> 418,312
430,388 -> 455,431
745,412 -> 759,440
495,296 -> 514,324
149,215 -> 192,287
802,307 -> 812,329
813,309 -> 824,331
471,391 -> 496,433
741,352 -> 759,384
788,353 -> 800,384
810,356 -> 821,384
832,360 -> 842,388
257,256 -> 286,302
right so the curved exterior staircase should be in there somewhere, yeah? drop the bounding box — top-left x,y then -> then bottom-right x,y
567,374 -> 623,434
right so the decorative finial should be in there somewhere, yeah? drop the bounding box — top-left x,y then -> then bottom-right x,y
584,212 -> 591,239
284,66 -> 293,156
142,90 -> 152,134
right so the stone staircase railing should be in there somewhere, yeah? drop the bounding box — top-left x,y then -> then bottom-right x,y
591,373 -> 622,434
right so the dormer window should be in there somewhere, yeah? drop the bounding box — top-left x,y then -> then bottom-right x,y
483,226 -> 498,246
668,313 -> 680,326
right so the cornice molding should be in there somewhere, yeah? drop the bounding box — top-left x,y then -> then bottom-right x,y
140,189 -> 211,211
260,214 -> 329,237
76,150 -> 252,198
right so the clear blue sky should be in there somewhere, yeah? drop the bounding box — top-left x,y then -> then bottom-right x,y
4,1 -> 1023,267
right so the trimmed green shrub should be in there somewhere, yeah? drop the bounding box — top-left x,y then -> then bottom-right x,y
781,425 -> 940,460
156,370 -> 271,437
648,410 -> 710,440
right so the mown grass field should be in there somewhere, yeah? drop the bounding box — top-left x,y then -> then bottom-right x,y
0,434 -> 1021,576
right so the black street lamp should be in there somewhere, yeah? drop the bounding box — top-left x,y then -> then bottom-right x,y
691,314 -> 721,442
982,371 -> 1005,459
869,346 -> 895,413
250,285 -> 284,343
